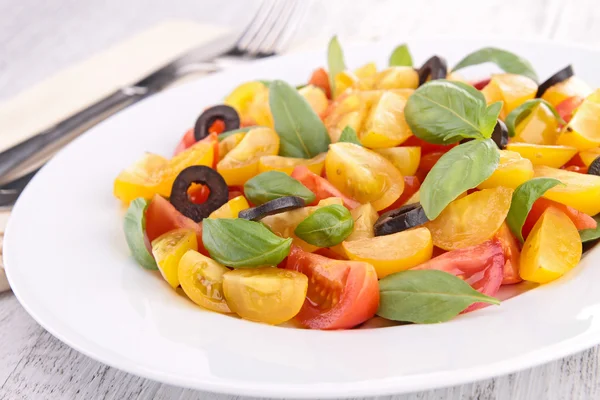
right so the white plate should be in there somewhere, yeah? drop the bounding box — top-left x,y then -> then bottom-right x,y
5,38 -> 600,399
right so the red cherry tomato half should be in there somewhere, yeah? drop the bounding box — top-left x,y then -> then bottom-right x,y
291,165 -> 360,209
556,95 -> 584,124
145,194 -> 207,255
174,120 -> 225,156
472,78 -> 491,90
521,197 -> 597,239
285,246 -> 379,329
308,67 -> 331,99
401,136 -> 458,156
413,239 -> 504,312
494,223 -> 522,285
381,175 -> 421,213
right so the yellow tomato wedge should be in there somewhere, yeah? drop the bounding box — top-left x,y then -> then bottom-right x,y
426,187 -> 513,251
477,150 -> 533,190
374,147 -> 421,176
258,153 -> 326,176
372,66 -> 419,90
261,198 -> 343,252
223,267 -> 308,325
354,62 -> 378,87
217,127 -> 280,186
343,227 -> 433,278
333,71 -> 365,98
541,76 -> 593,107
512,103 -> 559,145
534,165 -> 600,215
224,81 -> 268,125
298,85 -> 329,117
178,250 -> 231,313
505,143 -> 578,168
482,73 -> 537,118
520,208 -> 582,284
330,203 -> 379,258
580,147 -> 600,167
218,132 -> 245,161
557,89 -> 600,150
151,229 -> 198,288
360,91 -> 412,148
325,143 -> 404,211
208,195 -> 250,219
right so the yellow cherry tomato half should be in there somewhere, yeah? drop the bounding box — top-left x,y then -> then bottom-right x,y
504,143 -> 577,169
330,203 -> 379,258
343,227 -> 433,278
223,267 -> 308,325
557,89 -> 600,150
426,187 -> 513,251
361,91 -> 412,148
151,229 -> 198,288
217,127 -> 280,186
325,143 -> 405,211
478,150 -> 534,190
520,208 -> 582,284
224,81 -> 268,125
373,66 -> 419,90
482,73 -> 537,118
218,132 -> 245,161
534,165 -> 600,215
579,147 -> 600,167
114,153 -> 168,203
178,250 -> 231,313
208,195 -> 250,219
258,153 -> 326,176
375,147 -> 421,176
298,85 -> 329,117
512,103 -> 559,145
541,76 -> 593,107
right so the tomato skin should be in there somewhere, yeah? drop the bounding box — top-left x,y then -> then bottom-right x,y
308,67 -> 331,99
472,78 -> 491,90
401,136 -> 458,155
291,166 -> 360,209
521,197 -> 597,239
145,195 -> 207,255
563,165 -> 588,173
188,184 -> 210,204
381,176 -> 421,213
556,96 -> 584,124
494,223 -> 522,285
413,239 -> 504,312
174,120 -> 224,157
285,246 -> 379,329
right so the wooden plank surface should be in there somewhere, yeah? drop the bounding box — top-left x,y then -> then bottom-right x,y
2,0 -> 600,399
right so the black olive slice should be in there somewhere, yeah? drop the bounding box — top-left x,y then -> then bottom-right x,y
536,65 -> 574,98
588,156 -> 600,176
418,56 -> 448,86
170,166 -> 229,222
238,196 -> 305,221
491,119 -> 508,149
193,105 -> 240,141
374,203 -> 429,237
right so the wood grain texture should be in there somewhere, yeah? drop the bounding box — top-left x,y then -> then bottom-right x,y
2,0 -> 600,399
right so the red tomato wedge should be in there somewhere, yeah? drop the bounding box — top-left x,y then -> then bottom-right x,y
308,67 -> 331,99
174,121 -> 224,156
285,246 -> 379,329
522,197 -> 597,239
381,176 -> 421,213
174,128 -> 196,155
291,166 -> 360,209
401,136 -> 458,156
413,240 -> 504,312
556,95 -> 584,124
145,195 -> 207,255
494,223 -> 522,285
472,78 -> 491,90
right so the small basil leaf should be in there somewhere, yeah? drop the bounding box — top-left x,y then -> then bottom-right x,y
421,139 -> 500,219
506,178 -> 562,242
505,99 -> 565,137
389,43 -> 413,67
338,126 -> 362,146
405,80 -> 500,144
452,47 -> 538,82
377,270 -> 500,324
123,198 -> 158,270
294,204 -> 354,247
244,171 -> 316,205
269,80 -> 331,158
202,218 -> 292,268
580,215 -> 600,243
327,35 -> 346,94
218,126 -> 258,142
258,80 -> 271,87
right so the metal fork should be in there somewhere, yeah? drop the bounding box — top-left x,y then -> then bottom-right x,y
0,0 -> 308,206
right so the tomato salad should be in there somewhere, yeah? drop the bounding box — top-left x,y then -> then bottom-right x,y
115,37 -> 600,329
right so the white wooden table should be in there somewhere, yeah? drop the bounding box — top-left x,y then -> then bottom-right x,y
2,0 -> 600,398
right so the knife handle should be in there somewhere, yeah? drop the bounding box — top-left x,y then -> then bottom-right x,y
0,87 -> 149,179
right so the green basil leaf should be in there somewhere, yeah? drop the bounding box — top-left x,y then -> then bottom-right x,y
258,80 -> 271,87
505,99 -> 565,137
420,139 -> 500,219
405,80 -> 501,144
452,47 -> 538,82
338,126 -> 362,146
202,218 -> 292,268
389,43 -> 413,67
294,204 -> 354,247
123,198 -> 158,270
505,178 -> 563,242
269,80 -> 331,158
217,126 -> 257,142
327,35 -> 346,94
244,171 -> 316,205
377,270 -> 500,324
580,215 -> 600,243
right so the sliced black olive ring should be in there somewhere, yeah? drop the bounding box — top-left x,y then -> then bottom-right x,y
418,55 -> 448,86
535,65 -> 574,98
193,105 -> 240,141
374,203 -> 429,237
588,156 -> 600,176
170,166 -> 229,222
238,196 -> 305,221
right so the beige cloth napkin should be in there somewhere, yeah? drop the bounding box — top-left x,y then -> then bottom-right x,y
0,20 -> 233,291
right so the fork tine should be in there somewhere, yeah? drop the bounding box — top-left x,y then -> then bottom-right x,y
272,0 -> 308,54
252,0 -> 299,56
244,0 -> 288,56
235,0 -> 278,54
